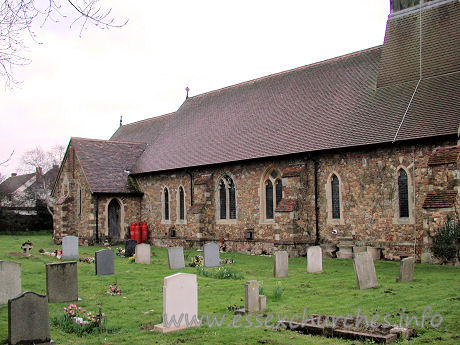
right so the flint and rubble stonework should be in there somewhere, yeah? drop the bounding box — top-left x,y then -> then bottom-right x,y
53,144 -> 141,243
54,137 -> 458,260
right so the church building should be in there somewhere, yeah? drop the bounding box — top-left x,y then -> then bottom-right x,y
51,0 -> 460,261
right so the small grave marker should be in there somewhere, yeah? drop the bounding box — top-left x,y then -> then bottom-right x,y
353,252 -> 378,290
135,244 -> 151,264
8,291 -> 53,345
62,236 -> 79,260
307,246 -> 323,273
167,247 -> 185,269
396,257 -> 414,282
46,261 -> 78,302
154,273 -> 199,333
203,242 -> 220,268
95,249 -> 115,275
273,251 -> 288,277
0,260 -> 21,305
125,239 -> 137,257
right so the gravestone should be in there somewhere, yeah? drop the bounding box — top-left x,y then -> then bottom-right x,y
367,247 -> 382,261
95,249 -> 115,275
396,257 -> 414,282
125,239 -> 137,257
8,291 -> 53,345
203,242 -> 220,268
353,252 -> 378,290
46,261 -> 78,302
0,260 -> 21,305
135,244 -> 151,264
62,236 -> 79,260
273,251 -> 288,277
307,246 -> 323,273
421,252 -> 433,264
154,273 -> 198,333
167,247 -> 185,269
245,280 -> 260,314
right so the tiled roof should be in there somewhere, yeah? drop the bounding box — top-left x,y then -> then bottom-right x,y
102,0 -> 459,175
25,166 -> 59,194
0,173 -> 35,195
275,199 -> 297,212
422,191 -> 457,208
282,165 -> 304,178
71,138 -> 146,194
428,147 -> 460,165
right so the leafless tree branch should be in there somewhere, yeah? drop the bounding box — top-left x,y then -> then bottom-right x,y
0,0 -> 127,88
0,149 -> 14,166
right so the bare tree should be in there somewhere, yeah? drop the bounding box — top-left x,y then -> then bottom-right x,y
0,0 -> 127,87
0,171 -> 5,183
0,149 -> 14,166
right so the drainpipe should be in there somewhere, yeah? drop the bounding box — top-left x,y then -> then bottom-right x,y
314,159 -> 320,245
95,194 -> 99,243
185,170 -> 194,206
412,147 -> 417,257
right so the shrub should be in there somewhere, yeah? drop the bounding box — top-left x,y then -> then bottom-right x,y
259,285 -> 264,296
273,282 -> 284,300
196,266 -> 243,280
432,219 -> 460,264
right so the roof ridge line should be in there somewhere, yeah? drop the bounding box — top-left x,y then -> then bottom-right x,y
71,137 -> 146,145
119,112 -> 175,127
188,45 -> 382,100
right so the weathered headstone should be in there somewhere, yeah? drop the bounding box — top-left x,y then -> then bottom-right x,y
353,246 -> 367,256
203,242 -> 220,268
135,244 -> 151,264
167,247 -> 185,269
46,261 -> 78,302
8,291 -> 53,345
0,260 -> 21,305
421,252 -> 433,265
125,239 -> 137,257
353,252 -> 378,290
367,247 -> 382,261
154,273 -> 198,333
273,251 -> 288,277
62,235 -> 79,260
95,249 -> 115,275
307,246 -> 323,273
258,295 -> 266,313
245,280 -> 260,313
396,257 -> 414,282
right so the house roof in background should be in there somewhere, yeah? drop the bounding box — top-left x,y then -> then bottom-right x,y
0,173 -> 35,195
71,138 -> 146,193
25,166 -> 60,195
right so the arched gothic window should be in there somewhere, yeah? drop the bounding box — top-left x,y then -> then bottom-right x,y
178,186 -> 185,221
331,174 -> 340,219
398,169 -> 409,218
263,169 -> 282,220
163,187 -> 170,221
218,175 -> 236,220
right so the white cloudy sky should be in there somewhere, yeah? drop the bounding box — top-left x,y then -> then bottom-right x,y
0,0 -> 390,176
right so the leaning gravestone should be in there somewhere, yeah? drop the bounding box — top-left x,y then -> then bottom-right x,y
154,273 -> 198,333
396,257 -> 414,282
135,244 -> 151,264
8,291 -> 53,345
0,261 -> 21,305
46,261 -> 78,302
167,247 -> 185,269
125,239 -> 138,257
95,249 -> 115,275
353,252 -> 378,290
421,252 -> 433,265
62,236 -> 79,260
203,242 -> 220,268
273,251 -> 288,277
307,246 -> 323,273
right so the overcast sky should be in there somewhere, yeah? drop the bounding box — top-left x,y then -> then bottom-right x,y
0,0 -> 390,177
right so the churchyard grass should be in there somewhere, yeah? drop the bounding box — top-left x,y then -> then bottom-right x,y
0,233 -> 459,344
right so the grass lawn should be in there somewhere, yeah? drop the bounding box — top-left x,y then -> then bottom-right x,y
0,233 -> 459,345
